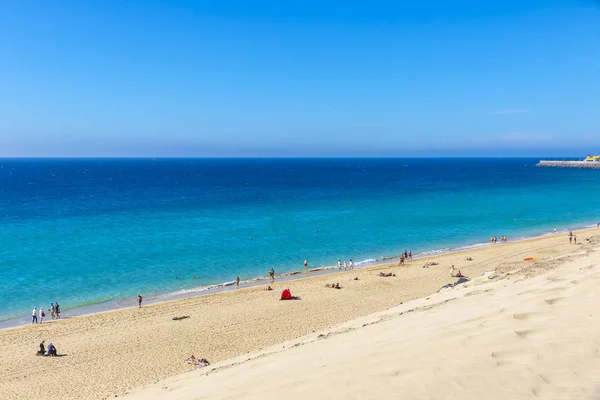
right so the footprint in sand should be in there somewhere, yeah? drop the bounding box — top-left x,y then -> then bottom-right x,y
513,312 -> 547,322
544,297 -> 565,305
491,350 -> 539,365
514,329 -> 545,339
546,277 -> 568,282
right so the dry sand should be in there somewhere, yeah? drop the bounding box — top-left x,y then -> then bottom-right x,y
1,228 -> 599,400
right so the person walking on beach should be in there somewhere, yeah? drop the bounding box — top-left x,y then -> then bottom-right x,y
50,303 -> 55,320
569,234 -> 573,243
574,235 -> 577,244
55,302 -> 60,319
32,307 -> 37,324
349,259 -> 353,270
137,295 -> 143,308
554,227 -> 557,234
39,307 -> 45,323
408,251 -> 412,260
236,276 -> 240,288
269,268 -> 275,282
343,261 -> 348,270
337,260 -> 342,270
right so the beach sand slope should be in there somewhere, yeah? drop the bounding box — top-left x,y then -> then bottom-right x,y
1,229 -> 599,400
124,249 -> 600,399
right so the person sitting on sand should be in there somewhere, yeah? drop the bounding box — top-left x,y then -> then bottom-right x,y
335,283 -> 340,289
46,343 -> 57,357
266,286 -> 273,291
466,257 -> 473,261
37,340 -> 45,356
455,270 -> 465,278
450,265 -> 455,276
353,277 -> 359,281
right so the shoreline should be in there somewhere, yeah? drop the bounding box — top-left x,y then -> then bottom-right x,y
2,226 -> 599,400
2,221 -> 597,330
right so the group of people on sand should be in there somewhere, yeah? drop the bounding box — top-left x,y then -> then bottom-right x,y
490,236 -> 507,243
325,282 -> 341,289
568,231 -> 578,244
449,265 -> 465,278
398,250 -> 412,266
36,340 -> 58,357
337,259 -> 354,271
32,302 -> 60,324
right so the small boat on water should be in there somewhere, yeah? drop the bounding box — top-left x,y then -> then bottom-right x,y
585,155 -> 600,162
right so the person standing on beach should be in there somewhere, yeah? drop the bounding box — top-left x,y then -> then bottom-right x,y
349,259 -> 353,270
337,260 -> 342,270
55,302 -> 60,319
569,234 -> 573,243
574,235 -> 577,244
269,268 -> 275,282
137,295 -> 143,308
408,251 -> 412,260
39,307 -> 45,323
32,307 -> 37,324
236,276 -> 240,288
50,303 -> 55,320
343,261 -> 348,270
554,227 -> 557,234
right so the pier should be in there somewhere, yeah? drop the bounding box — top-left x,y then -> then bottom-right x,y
537,160 -> 600,169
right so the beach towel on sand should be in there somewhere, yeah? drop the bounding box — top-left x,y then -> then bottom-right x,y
281,289 -> 293,300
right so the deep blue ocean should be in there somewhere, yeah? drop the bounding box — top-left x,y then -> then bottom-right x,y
1,158 -> 599,323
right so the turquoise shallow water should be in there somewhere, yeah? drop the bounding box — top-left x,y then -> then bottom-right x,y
1,158 -> 599,323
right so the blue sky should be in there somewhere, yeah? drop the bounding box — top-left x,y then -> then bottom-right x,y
1,0 -> 599,157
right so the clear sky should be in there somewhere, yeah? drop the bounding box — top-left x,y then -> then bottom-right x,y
1,0 -> 600,157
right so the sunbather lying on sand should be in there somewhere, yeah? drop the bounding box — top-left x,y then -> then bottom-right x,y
186,355 -> 210,367
325,283 -> 342,289
172,316 -> 190,321
422,261 -> 439,268
378,272 -> 395,277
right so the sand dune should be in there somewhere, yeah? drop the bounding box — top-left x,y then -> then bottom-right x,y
1,228 -> 599,400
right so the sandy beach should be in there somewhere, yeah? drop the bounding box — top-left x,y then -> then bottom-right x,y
2,228 -> 599,400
